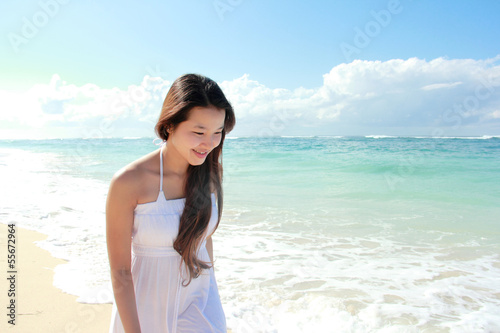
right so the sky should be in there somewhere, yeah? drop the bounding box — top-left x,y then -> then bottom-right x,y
1,0 -> 500,139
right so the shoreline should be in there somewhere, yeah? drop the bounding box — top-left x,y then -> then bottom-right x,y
0,223 -> 112,332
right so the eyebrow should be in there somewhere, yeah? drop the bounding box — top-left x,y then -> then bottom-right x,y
194,124 -> 224,130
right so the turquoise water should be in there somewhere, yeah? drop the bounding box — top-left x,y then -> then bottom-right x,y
1,136 -> 499,332
224,136 -> 500,236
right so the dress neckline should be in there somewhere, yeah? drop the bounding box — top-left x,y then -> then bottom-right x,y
137,191 -> 215,207
136,142 -> 215,207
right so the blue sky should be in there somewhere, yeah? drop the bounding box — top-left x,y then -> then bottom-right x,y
1,0 -> 500,138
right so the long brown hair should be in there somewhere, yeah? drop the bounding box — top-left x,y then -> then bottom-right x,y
155,74 -> 235,285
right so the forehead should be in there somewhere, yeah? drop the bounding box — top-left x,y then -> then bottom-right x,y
186,106 -> 225,128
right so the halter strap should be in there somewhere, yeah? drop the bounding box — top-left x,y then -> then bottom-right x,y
159,143 -> 164,192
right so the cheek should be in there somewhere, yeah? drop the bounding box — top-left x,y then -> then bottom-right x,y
184,133 -> 202,148
173,132 -> 196,149
214,135 -> 222,147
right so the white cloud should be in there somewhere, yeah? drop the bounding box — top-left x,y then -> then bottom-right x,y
1,56 -> 500,139
222,57 -> 500,136
0,74 -> 171,139
488,110 -> 500,119
421,81 -> 463,91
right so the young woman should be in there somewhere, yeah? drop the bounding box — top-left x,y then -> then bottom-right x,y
106,73 -> 235,333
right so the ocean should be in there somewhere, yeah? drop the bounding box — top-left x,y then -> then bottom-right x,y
1,136 -> 499,332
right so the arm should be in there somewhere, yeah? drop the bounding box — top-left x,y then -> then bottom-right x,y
206,236 -> 214,263
106,170 -> 142,333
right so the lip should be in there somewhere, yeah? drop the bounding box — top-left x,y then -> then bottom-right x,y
192,149 -> 208,158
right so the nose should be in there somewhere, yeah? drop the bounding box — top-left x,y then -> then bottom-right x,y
199,134 -> 219,150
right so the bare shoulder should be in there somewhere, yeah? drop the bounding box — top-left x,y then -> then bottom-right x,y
111,150 -> 155,185
108,149 -> 160,205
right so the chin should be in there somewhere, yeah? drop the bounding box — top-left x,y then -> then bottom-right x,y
189,161 -> 204,166
189,158 -> 207,166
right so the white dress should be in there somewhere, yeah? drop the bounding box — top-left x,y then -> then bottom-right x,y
109,145 -> 227,333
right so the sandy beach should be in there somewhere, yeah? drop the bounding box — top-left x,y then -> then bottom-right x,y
0,223 -> 112,332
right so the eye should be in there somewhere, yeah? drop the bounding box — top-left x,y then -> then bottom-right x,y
215,131 -> 222,135
194,132 -> 204,135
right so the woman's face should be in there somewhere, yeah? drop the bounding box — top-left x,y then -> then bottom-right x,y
168,105 -> 226,166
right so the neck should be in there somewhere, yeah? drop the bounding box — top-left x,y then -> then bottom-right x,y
162,141 -> 189,177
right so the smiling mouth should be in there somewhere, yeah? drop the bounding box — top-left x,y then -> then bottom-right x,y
193,149 -> 208,155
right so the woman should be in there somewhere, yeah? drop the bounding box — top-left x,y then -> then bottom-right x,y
106,73 -> 236,333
